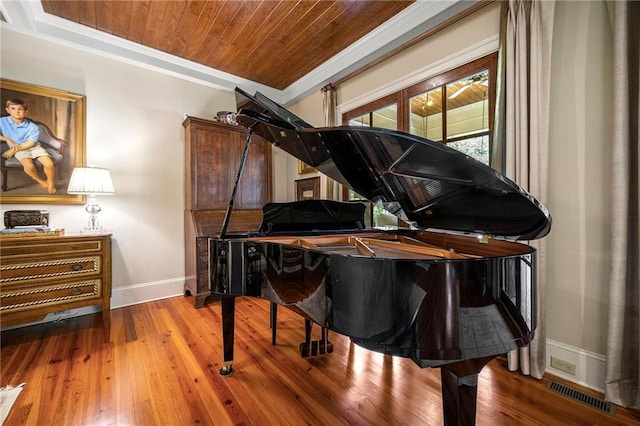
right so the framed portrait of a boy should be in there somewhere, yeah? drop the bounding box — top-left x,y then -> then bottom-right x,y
0,79 -> 86,204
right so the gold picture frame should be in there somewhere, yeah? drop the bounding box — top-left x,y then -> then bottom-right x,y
297,160 -> 315,175
1,79 -> 86,204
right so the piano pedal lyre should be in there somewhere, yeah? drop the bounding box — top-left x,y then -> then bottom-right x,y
270,303 -> 333,358
299,319 -> 333,358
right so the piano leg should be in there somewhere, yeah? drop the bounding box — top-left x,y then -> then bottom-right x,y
220,296 -> 236,376
270,302 -> 278,345
440,356 -> 495,426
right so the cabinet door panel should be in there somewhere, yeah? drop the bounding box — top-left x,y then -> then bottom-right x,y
192,126 -> 239,210
237,139 -> 272,209
184,117 -> 271,211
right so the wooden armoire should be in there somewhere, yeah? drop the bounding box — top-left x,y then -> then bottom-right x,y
183,116 -> 272,307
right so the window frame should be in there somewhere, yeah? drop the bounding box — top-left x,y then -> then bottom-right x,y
342,93 -> 402,128
342,52 -> 498,151
403,53 -> 497,146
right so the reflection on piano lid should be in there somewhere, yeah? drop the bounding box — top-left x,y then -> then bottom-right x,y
259,200 -> 367,234
234,87 -> 551,241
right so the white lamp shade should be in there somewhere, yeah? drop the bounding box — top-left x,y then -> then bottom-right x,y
67,167 -> 115,194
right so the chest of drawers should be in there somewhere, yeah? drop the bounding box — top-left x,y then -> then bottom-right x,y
0,234 -> 112,337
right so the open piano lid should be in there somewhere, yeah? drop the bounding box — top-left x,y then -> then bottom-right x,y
234,88 -> 551,241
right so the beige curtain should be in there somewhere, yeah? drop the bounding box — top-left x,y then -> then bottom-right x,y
605,0 -> 640,410
493,0 -> 555,379
322,84 -> 337,127
322,84 -> 339,200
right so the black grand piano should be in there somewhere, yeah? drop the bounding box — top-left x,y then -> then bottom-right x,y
209,88 -> 551,425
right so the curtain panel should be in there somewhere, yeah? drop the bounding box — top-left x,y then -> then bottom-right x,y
605,0 -> 640,410
322,85 -> 339,200
494,0 -> 555,379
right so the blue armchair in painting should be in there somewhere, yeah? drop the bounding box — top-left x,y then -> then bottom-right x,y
1,121 -> 68,192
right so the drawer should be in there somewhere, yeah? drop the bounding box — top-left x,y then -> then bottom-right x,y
0,279 -> 102,313
0,256 -> 102,282
0,239 -> 105,258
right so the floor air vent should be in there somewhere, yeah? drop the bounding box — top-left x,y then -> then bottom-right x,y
547,381 -> 616,415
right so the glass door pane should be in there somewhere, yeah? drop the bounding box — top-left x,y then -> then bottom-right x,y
445,70 -> 489,139
371,104 -> 397,130
348,113 -> 370,127
348,104 -> 397,130
409,88 -> 442,141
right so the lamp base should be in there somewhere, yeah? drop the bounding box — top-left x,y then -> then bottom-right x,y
79,227 -> 112,235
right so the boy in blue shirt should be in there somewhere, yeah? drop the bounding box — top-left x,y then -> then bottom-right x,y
0,98 -> 57,193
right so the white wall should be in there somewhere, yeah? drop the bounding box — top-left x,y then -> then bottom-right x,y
546,0 -> 613,389
1,29 -> 238,307
292,1 -> 614,392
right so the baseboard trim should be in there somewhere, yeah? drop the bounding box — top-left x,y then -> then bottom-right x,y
111,277 -> 185,309
546,339 -> 606,393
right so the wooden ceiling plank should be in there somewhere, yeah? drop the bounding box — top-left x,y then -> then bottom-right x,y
201,1 -> 257,66
189,0 -> 244,67
166,1 -> 207,57
220,1 -> 295,81
142,1 -> 170,46
76,0 -> 97,28
202,1 -> 284,69
212,0 -> 280,65
211,1 -> 285,79
94,1 -> 115,34
181,1 -> 223,59
249,0 -> 323,59
314,1 -> 411,53
274,2 -> 411,88
233,0 -> 327,86
254,1 -> 349,87
127,1 -> 152,44
266,1 -> 407,88
111,1 -> 133,39
155,1 -> 190,54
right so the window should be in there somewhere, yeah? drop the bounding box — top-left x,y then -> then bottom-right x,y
348,104 -> 398,130
343,93 -> 401,131
342,53 -> 497,166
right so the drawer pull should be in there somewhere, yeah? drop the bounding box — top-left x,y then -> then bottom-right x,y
71,264 -> 85,271
72,288 -> 83,296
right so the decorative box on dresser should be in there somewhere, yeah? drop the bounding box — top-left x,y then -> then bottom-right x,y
0,234 -> 112,338
183,116 -> 271,307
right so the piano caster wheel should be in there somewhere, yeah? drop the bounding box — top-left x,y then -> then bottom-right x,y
219,364 -> 234,376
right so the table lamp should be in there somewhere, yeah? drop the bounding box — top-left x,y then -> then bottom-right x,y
67,166 -> 115,233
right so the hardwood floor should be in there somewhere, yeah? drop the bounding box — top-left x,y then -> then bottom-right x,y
2,295 -> 639,425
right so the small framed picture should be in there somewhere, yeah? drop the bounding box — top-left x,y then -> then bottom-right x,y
295,177 -> 320,201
